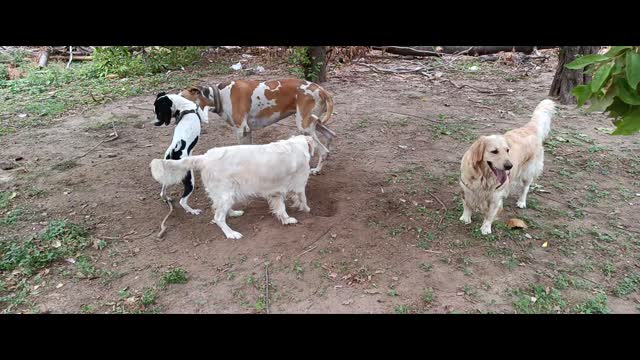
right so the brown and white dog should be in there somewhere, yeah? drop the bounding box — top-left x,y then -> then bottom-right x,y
459,99 -> 555,235
180,79 -> 335,175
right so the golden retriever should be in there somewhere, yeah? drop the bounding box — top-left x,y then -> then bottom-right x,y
459,99 -> 556,235
150,135 -> 315,239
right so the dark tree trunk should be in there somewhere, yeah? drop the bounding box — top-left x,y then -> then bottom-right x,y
306,46 -> 328,83
549,46 -> 600,104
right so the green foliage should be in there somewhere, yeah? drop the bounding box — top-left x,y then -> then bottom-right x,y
568,47 -> 640,134
0,220 -> 89,275
288,47 -> 323,82
90,46 -> 205,78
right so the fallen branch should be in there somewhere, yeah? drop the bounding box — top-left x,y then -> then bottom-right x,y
441,79 -> 510,96
49,55 -> 93,61
357,62 -> 429,74
373,46 -> 442,57
296,245 -> 318,258
157,198 -> 174,238
388,111 -> 439,123
74,120 -> 119,160
127,105 -> 154,112
427,191 -> 447,226
467,98 -> 496,110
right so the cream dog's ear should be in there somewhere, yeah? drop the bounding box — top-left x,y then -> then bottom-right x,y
470,136 -> 486,171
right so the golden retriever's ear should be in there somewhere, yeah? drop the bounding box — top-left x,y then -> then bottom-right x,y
470,136 -> 486,169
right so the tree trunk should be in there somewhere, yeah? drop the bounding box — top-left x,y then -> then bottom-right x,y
306,46 -> 328,83
549,46 -> 600,104
37,47 -> 49,67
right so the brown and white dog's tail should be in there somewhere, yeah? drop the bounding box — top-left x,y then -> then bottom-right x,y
528,99 -> 555,141
150,156 -> 204,186
317,86 -> 335,126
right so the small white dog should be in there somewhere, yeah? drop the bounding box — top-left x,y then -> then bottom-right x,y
459,99 -> 555,235
149,135 -> 315,239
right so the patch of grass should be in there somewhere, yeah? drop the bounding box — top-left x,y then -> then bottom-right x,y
161,267 -> 189,286
416,228 -> 435,249
394,305 -> 410,314
96,239 -> 108,250
389,224 -> 408,237
254,296 -> 266,313
141,288 -> 158,307
420,263 -> 433,272
118,287 -> 131,299
422,287 -> 436,305
591,229 -> 616,243
463,285 -> 477,298
387,289 -> 399,297
0,279 -> 31,313
433,122 -> 475,142
356,119 -> 369,129
602,261 -> 616,278
586,184 -> 610,203
513,285 -> 566,314
573,294 -> 610,314
75,256 -> 98,278
614,273 -> 640,297
0,207 -> 24,226
80,304 -> 96,314
26,187 -> 47,198
0,191 -> 16,209
0,48 -> 230,135
0,220 -> 89,275
51,160 -> 78,171
292,260 -> 305,279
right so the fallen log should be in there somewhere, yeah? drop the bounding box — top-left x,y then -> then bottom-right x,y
374,46 -> 557,57
48,55 -> 93,61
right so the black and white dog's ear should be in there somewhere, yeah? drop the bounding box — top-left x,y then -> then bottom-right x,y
156,92 -> 166,98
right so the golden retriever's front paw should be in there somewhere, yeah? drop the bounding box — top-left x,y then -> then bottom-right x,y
460,214 -> 472,224
516,201 -> 527,209
480,224 -> 492,235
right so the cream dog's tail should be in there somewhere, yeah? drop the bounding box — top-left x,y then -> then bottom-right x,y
528,99 -> 556,141
150,156 -> 204,186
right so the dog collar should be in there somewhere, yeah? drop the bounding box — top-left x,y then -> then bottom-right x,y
175,108 -> 202,124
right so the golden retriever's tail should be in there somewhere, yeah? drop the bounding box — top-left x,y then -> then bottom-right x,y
150,156 -> 204,186
529,99 -> 555,141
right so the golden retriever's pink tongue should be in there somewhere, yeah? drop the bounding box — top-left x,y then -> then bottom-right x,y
495,169 -> 507,185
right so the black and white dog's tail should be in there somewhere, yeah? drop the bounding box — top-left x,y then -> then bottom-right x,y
150,156 -> 204,186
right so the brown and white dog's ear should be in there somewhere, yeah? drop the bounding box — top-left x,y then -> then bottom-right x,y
305,136 -> 316,157
470,136 -> 486,170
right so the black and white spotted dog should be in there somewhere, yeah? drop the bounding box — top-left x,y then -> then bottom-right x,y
153,91 -> 210,215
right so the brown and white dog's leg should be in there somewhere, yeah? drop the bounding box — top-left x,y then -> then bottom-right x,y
316,123 -> 336,152
481,198 -> 502,235
309,131 -> 329,175
268,193 -> 298,225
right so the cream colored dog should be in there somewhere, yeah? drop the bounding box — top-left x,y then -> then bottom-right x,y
150,135 -> 315,239
459,99 -> 556,235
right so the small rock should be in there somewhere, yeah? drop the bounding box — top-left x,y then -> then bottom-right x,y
106,154 -> 117,158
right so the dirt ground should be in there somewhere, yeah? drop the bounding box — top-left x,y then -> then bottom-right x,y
2,49 -> 640,314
